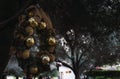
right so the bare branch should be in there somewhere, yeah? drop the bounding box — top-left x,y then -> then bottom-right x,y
56,59 -> 74,70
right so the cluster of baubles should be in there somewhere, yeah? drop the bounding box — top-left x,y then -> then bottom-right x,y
9,5 -> 57,75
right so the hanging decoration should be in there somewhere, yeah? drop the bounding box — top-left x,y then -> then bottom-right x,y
48,37 -> 56,46
22,49 -> 30,59
30,66 -> 38,74
4,4 -> 58,78
25,26 -> 34,36
41,55 -> 50,64
39,21 -> 47,29
25,37 -> 35,48
28,17 -> 38,27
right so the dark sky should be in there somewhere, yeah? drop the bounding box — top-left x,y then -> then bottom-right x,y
0,1 -> 38,76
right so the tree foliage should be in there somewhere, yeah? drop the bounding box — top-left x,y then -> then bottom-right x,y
56,28 -> 120,79
56,29 -> 95,79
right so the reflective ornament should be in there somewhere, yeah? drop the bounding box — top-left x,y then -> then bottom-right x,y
22,50 -> 30,59
25,26 -> 34,36
28,12 -> 34,17
30,66 -> 38,74
28,17 -> 38,27
25,37 -> 35,47
39,21 -> 46,29
48,37 -> 56,45
41,55 -> 50,64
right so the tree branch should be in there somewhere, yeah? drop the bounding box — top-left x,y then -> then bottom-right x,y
78,51 -> 84,63
56,59 -> 74,71
79,59 -> 88,67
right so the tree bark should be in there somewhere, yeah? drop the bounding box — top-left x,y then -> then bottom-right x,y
75,70 -> 80,79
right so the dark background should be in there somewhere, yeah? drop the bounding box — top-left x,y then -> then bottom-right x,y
0,0 -> 120,76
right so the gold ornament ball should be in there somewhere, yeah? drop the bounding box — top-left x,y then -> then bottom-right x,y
39,21 -> 46,29
28,17 -> 38,27
28,12 -> 34,17
22,50 -> 30,59
25,26 -> 34,35
30,66 -> 38,74
48,37 -> 56,45
25,37 -> 35,47
41,55 -> 50,64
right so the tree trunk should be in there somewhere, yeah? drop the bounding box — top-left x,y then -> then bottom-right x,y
74,69 -> 81,79
75,73 -> 80,79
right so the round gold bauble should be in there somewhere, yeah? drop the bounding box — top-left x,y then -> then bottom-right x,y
48,37 -> 56,45
30,66 -> 38,74
22,50 -> 30,59
41,55 -> 50,64
39,21 -> 46,29
28,17 -> 38,27
25,26 -> 34,35
25,37 -> 35,47
28,12 -> 34,17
